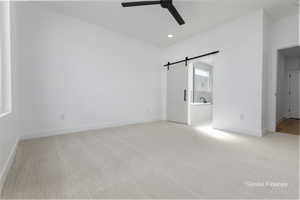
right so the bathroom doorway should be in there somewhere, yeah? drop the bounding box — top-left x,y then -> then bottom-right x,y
275,46 -> 300,135
188,59 -> 214,126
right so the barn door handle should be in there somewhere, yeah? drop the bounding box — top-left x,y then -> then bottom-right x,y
184,89 -> 187,101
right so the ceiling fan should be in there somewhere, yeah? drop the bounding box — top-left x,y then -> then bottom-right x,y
121,0 -> 185,26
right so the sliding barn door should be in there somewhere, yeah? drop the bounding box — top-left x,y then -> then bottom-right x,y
167,62 -> 188,124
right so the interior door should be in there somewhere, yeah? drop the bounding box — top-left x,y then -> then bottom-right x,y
287,71 -> 300,119
167,62 -> 188,124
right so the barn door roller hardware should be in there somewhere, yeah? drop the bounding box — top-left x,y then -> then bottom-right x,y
164,51 -> 220,70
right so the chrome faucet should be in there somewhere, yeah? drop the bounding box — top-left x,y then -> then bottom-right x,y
199,97 -> 207,103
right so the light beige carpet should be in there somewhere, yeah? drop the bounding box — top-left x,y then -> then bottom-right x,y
1,121 -> 299,199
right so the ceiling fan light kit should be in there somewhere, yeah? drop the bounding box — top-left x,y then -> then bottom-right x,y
121,0 -> 185,26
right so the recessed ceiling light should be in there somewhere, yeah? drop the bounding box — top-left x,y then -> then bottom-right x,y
168,34 -> 173,38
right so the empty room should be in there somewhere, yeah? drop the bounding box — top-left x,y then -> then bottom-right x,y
0,0 -> 299,199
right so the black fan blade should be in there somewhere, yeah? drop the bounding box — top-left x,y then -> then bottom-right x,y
122,1 -> 161,7
167,4 -> 185,25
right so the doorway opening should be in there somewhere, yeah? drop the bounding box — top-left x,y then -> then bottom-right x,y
276,46 -> 300,135
188,58 -> 214,126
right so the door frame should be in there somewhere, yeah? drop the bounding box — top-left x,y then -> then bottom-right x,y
274,45 -> 300,131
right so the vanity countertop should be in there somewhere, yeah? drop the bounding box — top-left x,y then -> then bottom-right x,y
191,102 -> 212,105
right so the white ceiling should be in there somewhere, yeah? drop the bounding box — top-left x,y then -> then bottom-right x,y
34,0 -> 299,47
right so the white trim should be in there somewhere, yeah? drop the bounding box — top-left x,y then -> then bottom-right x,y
273,45 -> 300,132
0,138 -> 18,194
21,118 -> 162,140
0,111 -> 10,118
213,126 -> 264,137
299,0 -> 300,45
0,1 -> 12,117
261,129 -> 269,136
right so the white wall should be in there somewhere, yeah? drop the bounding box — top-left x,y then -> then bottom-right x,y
163,10 -> 265,136
265,14 -> 299,131
0,1 -> 21,191
16,3 -> 164,139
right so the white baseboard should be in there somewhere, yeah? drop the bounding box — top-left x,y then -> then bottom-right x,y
261,129 -> 269,136
0,138 -> 18,194
21,118 -> 162,140
213,126 -> 263,137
